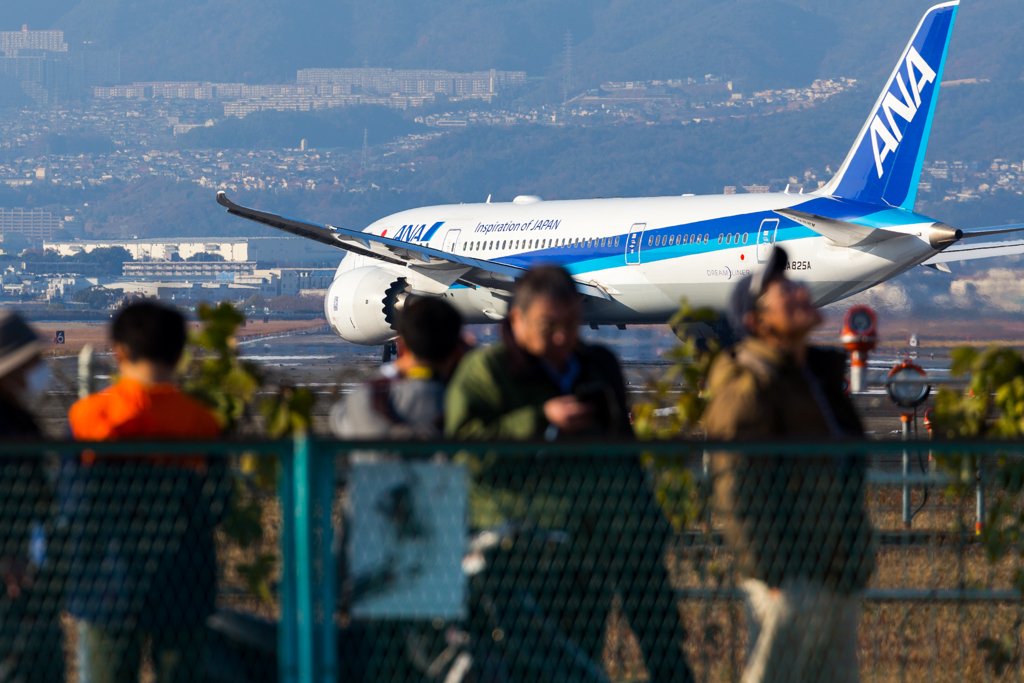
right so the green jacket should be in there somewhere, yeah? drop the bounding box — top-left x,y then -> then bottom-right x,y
444,323 -> 633,441
445,324 -> 636,530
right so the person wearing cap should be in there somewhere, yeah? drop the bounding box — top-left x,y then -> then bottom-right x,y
331,296 -> 465,440
0,311 -> 63,682
702,246 -> 874,683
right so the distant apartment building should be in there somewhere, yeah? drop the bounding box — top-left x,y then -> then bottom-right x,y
0,209 -> 62,240
95,83 -> 339,99
94,67 -> 526,117
0,28 -> 67,56
297,67 -> 526,96
0,28 -> 119,103
102,280 -> 277,301
276,268 -> 335,296
122,260 -> 257,279
172,120 -> 214,136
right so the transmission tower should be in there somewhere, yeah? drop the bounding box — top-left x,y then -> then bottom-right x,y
562,30 -> 573,105
360,128 -> 369,172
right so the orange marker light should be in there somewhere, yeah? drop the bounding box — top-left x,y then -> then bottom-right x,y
842,306 -> 878,393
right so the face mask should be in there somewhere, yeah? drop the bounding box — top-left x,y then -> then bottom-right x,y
22,363 -> 51,400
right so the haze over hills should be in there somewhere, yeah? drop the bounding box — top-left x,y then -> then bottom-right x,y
2,0 -> 1022,89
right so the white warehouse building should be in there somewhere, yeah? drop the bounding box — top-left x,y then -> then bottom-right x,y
42,236 -> 341,264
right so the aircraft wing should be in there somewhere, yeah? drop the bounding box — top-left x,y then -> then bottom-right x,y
923,238 -> 1024,265
216,192 -> 612,300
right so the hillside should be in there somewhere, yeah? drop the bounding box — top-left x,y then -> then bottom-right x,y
174,106 -> 423,151
18,79 -> 1015,240
2,0 -> 1018,90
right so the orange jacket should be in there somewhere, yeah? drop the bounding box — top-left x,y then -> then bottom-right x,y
69,378 -> 221,469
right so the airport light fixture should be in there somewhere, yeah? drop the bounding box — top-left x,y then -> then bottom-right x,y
886,360 -> 931,413
841,305 -> 877,393
886,359 -> 931,530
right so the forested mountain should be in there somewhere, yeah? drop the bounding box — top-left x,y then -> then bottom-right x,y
5,0 -> 1023,90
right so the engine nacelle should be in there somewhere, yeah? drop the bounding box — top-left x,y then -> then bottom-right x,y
324,267 -> 408,345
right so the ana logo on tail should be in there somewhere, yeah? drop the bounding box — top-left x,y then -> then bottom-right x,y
824,2 -> 957,210
870,47 -> 937,178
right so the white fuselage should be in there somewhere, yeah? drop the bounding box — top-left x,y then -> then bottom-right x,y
333,192 -> 942,326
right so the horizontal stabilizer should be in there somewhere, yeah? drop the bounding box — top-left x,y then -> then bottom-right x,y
960,223 -> 1024,239
774,209 -> 904,247
924,238 -> 1024,265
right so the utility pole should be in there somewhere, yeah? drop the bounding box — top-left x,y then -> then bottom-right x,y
360,128 -> 369,172
562,30 -> 573,106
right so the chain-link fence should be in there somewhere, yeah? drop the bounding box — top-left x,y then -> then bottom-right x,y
0,439 -> 1021,683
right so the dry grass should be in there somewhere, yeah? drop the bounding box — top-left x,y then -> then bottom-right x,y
46,471 -> 1024,682
634,482 -> 1024,683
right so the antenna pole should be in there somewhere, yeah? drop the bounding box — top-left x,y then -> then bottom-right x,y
360,128 -> 369,172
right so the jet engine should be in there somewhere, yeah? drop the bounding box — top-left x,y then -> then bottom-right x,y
324,267 -> 409,345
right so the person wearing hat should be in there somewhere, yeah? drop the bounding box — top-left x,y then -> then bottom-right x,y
0,310 -> 50,434
0,311 -> 63,682
702,247 -> 874,683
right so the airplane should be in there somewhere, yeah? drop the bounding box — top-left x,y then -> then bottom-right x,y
218,0 -> 1024,349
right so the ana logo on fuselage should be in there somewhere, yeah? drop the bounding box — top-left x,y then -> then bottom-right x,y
869,46 -> 937,178
394,222 -> 444,243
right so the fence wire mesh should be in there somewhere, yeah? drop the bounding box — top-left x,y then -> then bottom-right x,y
0,440 -> 1021,683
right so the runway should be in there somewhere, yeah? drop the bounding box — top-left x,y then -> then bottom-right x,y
34,323 -> 948,440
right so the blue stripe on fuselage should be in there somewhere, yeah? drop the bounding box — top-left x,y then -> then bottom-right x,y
448,200 -> 937,279
489,209 -> 819,274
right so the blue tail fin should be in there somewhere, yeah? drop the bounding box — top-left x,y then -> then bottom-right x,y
822,2 -> 959,210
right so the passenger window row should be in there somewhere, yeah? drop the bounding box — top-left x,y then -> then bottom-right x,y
458,230 -> 752,253
463,236 -> 623,253
717,232 -> 749,245
647,233 -> 711,247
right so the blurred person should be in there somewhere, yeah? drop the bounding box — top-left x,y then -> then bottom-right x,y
702,247 -> 875,683
0,311 -> 63,682
66,301 -> 224,683
445,264 -> 631,440
446,265 -> 694,683
330,297 -> 464,682
331,296 -> 463,439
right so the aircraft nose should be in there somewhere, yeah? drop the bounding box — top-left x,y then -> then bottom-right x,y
927,223 -> 962,249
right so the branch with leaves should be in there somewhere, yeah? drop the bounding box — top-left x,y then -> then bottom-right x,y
631,302 -> 722,440
632,300 -> 723,531
182,301 -> 315,605
932,345 -> 1024,674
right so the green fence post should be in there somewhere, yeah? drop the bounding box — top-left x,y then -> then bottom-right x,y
294,432 -> 316,682
316,441 -> 338,683
279,444 -> 298,683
